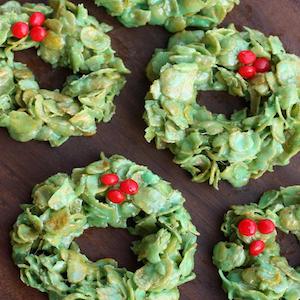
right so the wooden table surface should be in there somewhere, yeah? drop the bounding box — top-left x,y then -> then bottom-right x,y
0,1 -> 300,299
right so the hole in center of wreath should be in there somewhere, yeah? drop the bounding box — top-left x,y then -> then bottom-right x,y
197,91 -> 246,118
75,227 -> 142,272
277,229 -> 300,268
14,48 -> 72,91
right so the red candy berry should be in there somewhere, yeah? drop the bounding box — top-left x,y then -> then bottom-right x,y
238,219 -> 257,236
107,189 -> 125,204
29,12 -> 45,27
120,179 -> 139,195
253,57 -> 271,73
249,240 -> 265,256
238,50 -> 257,65
100,173 -> 119,186
257,219 -> 275,234
238,65 -> 257,79
12,22 -> 29,39
30,26 -> 47,42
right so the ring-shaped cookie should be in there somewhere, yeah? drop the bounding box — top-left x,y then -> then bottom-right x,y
94,0 -> 239,32
144,25 -> 300,188
11,153 -> 198,299
213,186 -> 300,299
0,0 -> 129,146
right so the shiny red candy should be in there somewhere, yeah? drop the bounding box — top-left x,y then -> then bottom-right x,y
120,179 -> 139,195
253,57 -> 271,73
29,12 -> 45,27
238,218 -> 257,236
107,189 -> 125,204
257,219 -> 275,234
238,65 -> 257,79
100,173 -> 119,186
12,22 -> 29,39
238,50 -> 257,65
30,26 -> 47,42
249,240 -> 265,256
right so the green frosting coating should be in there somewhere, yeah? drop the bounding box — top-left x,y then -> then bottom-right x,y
11,153 -> 198,299
144,25 -> 300,188
213,186 -> 300,300
0,0 -> 129,147
94,0 -> 239,32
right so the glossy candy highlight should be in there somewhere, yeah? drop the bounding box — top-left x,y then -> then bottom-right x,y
11,22 -> 29,38
100,173 -> 119,186
30,26 -> 47,42
238,219 -> 257,236
120,178 -> 139,195
29,12 -> 45,27
257,219 -> 275,234
249,240 -> 265,256
238,50 -> 257,65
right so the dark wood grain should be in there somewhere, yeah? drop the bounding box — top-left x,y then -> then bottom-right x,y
0,1 -> 300,299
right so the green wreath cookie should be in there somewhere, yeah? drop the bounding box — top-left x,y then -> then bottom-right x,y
144,25 -> 300,188
213,186 -> 300,299
11,153 -> 198,299
0,0 -> 129,147
94,0 -> 239,32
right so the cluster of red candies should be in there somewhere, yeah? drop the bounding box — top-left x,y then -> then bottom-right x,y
11,12 -> 47,42
238,218 -> 275,256
100,173 -> 139,204
237,50 -> 271,79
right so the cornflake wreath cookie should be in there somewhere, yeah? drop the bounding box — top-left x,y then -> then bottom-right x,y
213,186 -> 300,300
94,0 -> 239,32
144,25 -> 300,188
0,0 -> 129,147
11,153 -> 198,299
